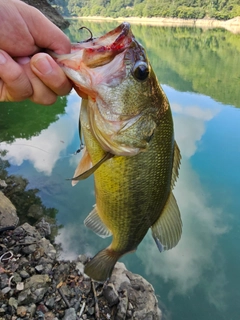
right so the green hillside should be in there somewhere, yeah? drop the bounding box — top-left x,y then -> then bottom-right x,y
52,0 -> 240,20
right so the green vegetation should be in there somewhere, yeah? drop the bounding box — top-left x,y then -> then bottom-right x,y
0,97 -> 67,143
52,0 -> 240,20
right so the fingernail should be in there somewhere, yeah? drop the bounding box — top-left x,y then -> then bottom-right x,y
16,57 -> 31,65
33,57 -> 53,75
0,51 -> 7,64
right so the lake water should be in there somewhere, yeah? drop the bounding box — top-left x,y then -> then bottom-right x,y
1,21 -> 240,320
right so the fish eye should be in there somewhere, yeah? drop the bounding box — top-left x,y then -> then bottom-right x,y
132,61 -> 149,81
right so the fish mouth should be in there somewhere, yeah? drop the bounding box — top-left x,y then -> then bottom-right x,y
49,22 -> 134,69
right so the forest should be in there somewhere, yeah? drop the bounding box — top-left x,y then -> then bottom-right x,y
50,0 -> 240,20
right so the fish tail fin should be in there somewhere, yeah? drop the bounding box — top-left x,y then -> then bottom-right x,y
84,247 -> 121,282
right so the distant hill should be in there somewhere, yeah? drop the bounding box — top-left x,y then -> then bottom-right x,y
51,0 -> 240,21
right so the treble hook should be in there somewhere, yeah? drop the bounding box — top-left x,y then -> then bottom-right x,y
74,142 -> 84,155
78,26 -> 93,43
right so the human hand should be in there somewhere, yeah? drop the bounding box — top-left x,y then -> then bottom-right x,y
0,0 -> 72,104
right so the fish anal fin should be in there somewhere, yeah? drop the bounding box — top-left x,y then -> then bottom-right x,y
151,192 -> 182,252
171,141 -> 181,189
72,147 -> 92,186
84,247 -> 121,282
84,206 -> 112,238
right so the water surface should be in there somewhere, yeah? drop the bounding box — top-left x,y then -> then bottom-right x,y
1,22 -> 240,320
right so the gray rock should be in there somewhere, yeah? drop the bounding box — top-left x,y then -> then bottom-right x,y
34,287 -> 49,303
20,223 -> 41,239
1,286 -> 11,294
38,238 -> 56,260
87,306 -> 94,315
17,275 -> 50,305
17,289 -> 34,305
45,297 -> 55,309
22,244 -> 37,254
0,191 -> 19,229
9,297 -> 18,309
19,270 -> 30,279
24,274 -> 50,290
111,263 -> 162,320
28,303 -> 37,317
103,283 -> 119,307
13,272 -> 22,283
0,273 -> 9,289
62,308 -> 77,320
111,262 -> 131,291
35,218 -> 51,238
60,285 -> 71,297
22,0 -> 70,30
116,290 -> 128,320
35,265 -> 44,273
42,263 -> 53,274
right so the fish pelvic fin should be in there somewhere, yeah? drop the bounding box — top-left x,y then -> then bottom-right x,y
84,247 -> 121,282
72,147 -> 92,186
151,192 -> 182,252
70,152 -> 114,184
84,206 -> 112,238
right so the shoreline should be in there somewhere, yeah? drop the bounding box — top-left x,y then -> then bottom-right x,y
71,15 -> 240,33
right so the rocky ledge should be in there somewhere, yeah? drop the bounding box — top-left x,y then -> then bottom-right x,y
22,0 -> 69,30
0,191 -> 162,320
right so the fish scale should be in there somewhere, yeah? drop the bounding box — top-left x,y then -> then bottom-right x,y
83,103 -> 174,252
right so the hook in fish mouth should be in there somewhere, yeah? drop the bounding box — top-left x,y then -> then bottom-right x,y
78,26 -> 94,43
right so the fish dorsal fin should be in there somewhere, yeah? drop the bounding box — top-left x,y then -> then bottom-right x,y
84,206 -> 112,238
70,152 -> 114,183
171,142 -> 181,189
72,147 -> 92,186
151,192 -> 182,252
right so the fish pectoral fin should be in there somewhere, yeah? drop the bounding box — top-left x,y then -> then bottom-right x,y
71,147 -> 92,186
151,192 -> 182,252
84,206 -> 112,238
70,152 -> 114,182
171,141 -> 181,189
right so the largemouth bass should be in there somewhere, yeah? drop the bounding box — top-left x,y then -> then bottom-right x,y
50,23 -> 182,282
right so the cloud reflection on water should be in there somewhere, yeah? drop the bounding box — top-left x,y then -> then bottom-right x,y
1,93 -> 80,175
136,100 -> 229,310
1,91 -> 231,312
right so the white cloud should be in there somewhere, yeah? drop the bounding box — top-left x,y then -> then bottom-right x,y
1,95 -> 81,175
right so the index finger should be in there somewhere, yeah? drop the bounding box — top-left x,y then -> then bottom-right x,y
0,51 -> 33,102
